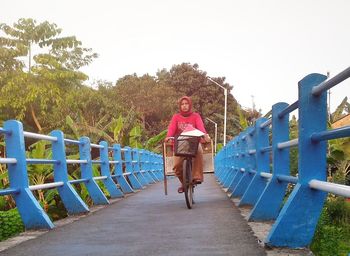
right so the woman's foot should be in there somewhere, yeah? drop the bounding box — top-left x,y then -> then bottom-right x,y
177,186 -> 184,193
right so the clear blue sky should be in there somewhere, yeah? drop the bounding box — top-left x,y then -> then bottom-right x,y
2,0 -> 350,115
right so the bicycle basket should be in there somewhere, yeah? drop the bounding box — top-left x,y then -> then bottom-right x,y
174,135 -> 200,157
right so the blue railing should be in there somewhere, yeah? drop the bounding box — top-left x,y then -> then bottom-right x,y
0,120 -> 163,229
215,67 -> 350,248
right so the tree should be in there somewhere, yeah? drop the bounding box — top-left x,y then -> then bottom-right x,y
111,73 -> 177,137
158,63 -> 241,141
0,18 -> 97,131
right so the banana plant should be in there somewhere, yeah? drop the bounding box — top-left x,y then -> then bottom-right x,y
26,140 -> 55,211
144,130 -> 167,153
129,125 -> 142,149
327,137 -> 350,184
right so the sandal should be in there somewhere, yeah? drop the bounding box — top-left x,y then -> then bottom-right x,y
177,186 -> 184,193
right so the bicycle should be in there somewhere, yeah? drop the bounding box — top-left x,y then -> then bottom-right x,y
173,134 -> 200,209
162,130 -> 213,209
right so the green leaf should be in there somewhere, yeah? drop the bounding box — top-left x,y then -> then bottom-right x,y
113,115 -> 124,142
66,115 -> 80,139
145,130 -> 167,151
129,125 -> 142,148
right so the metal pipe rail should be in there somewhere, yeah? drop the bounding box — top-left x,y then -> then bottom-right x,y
64,138 -> 81,145
277,139 -> 298,149
26,159 -> 59,164
260,172 -> 272,179
312,66 -> 350,96
311,126 -> 350,142
260,119 -> 272,129
214,67 -> 350,249
23,131 -> 58,142
277,100 -> 298,118
29,182 -> 64,191
0,188 -> 20,196
0,158 -> 17,164
66,159 -> 88,164
309,180 -> 350,198
69,178 -> 89,184
260,146 -> 272,153
276,174 -> 298,184
90,143 -> 104,149
0,127 -> 11,135
0,119 -> 164,230
93,176 -> 108,181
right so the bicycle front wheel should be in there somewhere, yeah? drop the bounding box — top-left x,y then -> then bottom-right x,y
182,158 -> 194,209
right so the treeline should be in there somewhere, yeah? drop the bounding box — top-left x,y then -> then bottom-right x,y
0,18 -> 258,151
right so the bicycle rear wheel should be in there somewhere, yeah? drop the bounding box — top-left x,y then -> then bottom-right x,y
182,159 -> 194,209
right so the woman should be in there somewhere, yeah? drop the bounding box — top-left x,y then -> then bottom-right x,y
165,96 -> 210,193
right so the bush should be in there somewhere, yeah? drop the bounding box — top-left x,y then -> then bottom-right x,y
311,198 -> 350,256
0,208 -> 24,241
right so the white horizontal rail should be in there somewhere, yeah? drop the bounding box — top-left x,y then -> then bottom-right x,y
90,143 -> 104,149
309,179 -> 350,198
93,176 -> 108,181
23,131 -> 57,142
260,119 -> 272,129
66,159 -> 88,164
260,172 -> 272,179
248,149 -> 256,155
0,158 -> 17,164
277,139 -> 298,149
29,182 -> 64,191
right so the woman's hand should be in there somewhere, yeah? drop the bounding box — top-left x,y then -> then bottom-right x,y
200,134 -> 211,144
164,137 -> 174,143
204,134 -> 211,142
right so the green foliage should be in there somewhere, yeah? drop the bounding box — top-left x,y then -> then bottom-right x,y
112,115 -> 124,143
144,130 -> 167,153
237,106 -> 248,130
0,18 -> 97,131
129,125 -> 142,148
311,198 -> 350,256
0,209 -> 24,241
289,115 -> 299,176
217,143 -> 223,152
66,115 -> 80,139
330,96 -> 350,123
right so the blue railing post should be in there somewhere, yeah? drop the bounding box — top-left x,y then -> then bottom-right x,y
222,141 -> 235,188
225,141 -> 237,192
239,118 -> 269,206
233,127 -> 256,197
150,151 -> 161,181
228,135 -> 244,194
131,149 -> 148,186
111,144 -> 134,193
78,137 -> 109,205
155,153 -> 164,180
140,150 -> 157,183
248,103 -> 290,218
124,146 -> 143,190
4,120 -> 54,229
266,73 -> 328,247
217,143 -> 229,184
99,141 -> 124,198
51,130 -> 89,214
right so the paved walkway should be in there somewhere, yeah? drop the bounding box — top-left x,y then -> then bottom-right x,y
0,174 -> 266,256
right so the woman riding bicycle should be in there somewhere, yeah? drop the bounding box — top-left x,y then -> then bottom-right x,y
165,96 -> 210,193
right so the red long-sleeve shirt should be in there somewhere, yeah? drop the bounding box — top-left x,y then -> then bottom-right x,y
166,112 -> 207,137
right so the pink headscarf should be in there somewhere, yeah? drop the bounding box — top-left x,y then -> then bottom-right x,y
178,96 -> 193,117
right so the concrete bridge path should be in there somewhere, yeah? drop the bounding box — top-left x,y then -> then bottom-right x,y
0,174 -> 266,256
